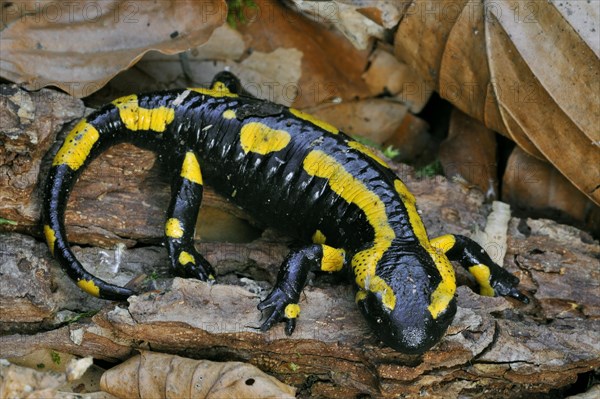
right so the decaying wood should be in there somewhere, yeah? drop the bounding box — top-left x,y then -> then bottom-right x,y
1,86 -> 599,397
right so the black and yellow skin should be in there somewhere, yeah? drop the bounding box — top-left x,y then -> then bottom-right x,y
43,72 -> 528,354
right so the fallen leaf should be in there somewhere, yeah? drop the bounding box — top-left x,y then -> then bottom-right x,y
384,112 -> 432,163
502,146 -> 598,227
0,0 -> 227,97
394,0 -> 600,205
439,109 -> 498,200
307,99 -> 408,143
287,0 -> 386,49
237,0 -> 371,108
362,44 -> 432,113
106,46 -> 303,105
100,351 -> 296,399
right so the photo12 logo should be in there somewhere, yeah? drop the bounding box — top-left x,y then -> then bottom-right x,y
2,1 -> 142,24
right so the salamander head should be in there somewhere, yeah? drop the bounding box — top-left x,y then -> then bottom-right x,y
356,246 -> 457,354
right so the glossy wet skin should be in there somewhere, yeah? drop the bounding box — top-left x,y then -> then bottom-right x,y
43,71 -> 528,353
357,245 -> 457,354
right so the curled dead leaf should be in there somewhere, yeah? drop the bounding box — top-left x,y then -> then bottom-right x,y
503,146 -> 599,230
100,351 -> 296,399
287,0 -> 405,49
1,0 -> 227,97
394,0 -> 600,205
362,44 -> 432,113
236,0 -> 371,108
439,109 -> 498,200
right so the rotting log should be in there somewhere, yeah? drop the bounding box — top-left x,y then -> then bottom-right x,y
1,85 -> 599,398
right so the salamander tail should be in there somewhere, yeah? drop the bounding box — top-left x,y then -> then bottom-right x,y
42,108 -> 142,300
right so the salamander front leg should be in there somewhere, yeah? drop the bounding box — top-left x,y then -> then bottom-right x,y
165,151 -> 216,282
258,244 -> 346,335
431,234 -> 528,303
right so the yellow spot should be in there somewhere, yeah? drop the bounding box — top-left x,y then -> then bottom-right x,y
347,141 -> 389,168
321,245 -> 345,272
53,119 -> 100,170
240,122 -> 291,155
77,279 -> 100,297
290,108 -> 339,134
394,180 -> 418,232
468,264 -> 495,297
112,95 -> 175,132
431,234 -> 457,254
394,180 -> 456,319
284,303 -> 300,319
181,152 -> 203,185
355,290 -> 368,303
367,275 -> 396,310
211,81 -> 233,93
223,109 -> 237,119
427,249 -> 456,319
165,218 -> 184,239
312,230 -> 326,244
189,86 -> 238,98
179,251 -> 196,265
44,225 -> 56,255
303,150 -> 395,296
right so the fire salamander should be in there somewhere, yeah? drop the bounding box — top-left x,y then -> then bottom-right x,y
43,72 -> 528,354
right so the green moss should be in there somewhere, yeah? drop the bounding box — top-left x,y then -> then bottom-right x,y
351,136 -> 402,160
289,362 -> 299,372
50,350 -> 61,365
227,0 -> 258,28
66,310 -> 99,324
415,159 -> 444,178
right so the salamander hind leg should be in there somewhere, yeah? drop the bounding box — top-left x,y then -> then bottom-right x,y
258,244 -> 346,335
431,234 -> 528,303
165,151 -> 216,282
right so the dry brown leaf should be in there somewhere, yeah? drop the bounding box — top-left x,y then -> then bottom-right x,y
287,0 -> 403,49
362,44 -> 431,112
384,112 -> 432,162
439,109 -> 498,200
394,0 -> 600,205
0,0 -> 227,97
307,99 -> 408,143
103,46 -> 303,107
237,0 -> 371,108
503,146 -> 598,226
100,351 -> 296,399
231,48 -> 303,106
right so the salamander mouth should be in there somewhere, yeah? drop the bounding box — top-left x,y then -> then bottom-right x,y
357,289 -> 456,354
